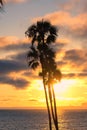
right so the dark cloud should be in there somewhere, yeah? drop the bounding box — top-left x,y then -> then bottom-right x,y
67,24 -> 87,39
57,61 -> 67,66
63,73 -> 76,78
64,50 -> 81,61
0,54 -> 30,88
78,72 -> 87,77
83,69 -> 87,73
0,39 -> 31,78
63,72 -> 86,79
0,43 -> 29,52
11,51 -> 27,62
61,49 -> 87,76
51,42 -> 65,51
0,75 -> 29,89
0,59 -> 27,74
23,71 -> 33,77
63,49 -> 86,64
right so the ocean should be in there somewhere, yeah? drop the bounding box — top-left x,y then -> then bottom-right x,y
0,109 -> 87,130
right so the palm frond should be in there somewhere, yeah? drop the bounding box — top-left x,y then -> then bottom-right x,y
31,62 -> 39,70
25,24 -> 37,37
27,47 -> 39,59
28,59 -> 35,67
53,69 -> 62,81
37,35 -> 42,43
43,21 -> 51,33
50,26 -> 58,36
46,35 -> 56,44
39,72 -> 43,77
32,35 -> 36,45
45,47 -> 55,58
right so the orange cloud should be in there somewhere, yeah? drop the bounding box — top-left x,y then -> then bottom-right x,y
57,38 -> 71,45
33,11 -> 87,38
0,36 -> 19,47
32,11 -> 71,26
5,0 -> 26,3
62,49 -> 87,72
33,11 -> 87,27
0,36 -> 30,47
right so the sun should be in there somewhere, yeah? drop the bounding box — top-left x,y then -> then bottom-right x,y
54,79 -> 77,94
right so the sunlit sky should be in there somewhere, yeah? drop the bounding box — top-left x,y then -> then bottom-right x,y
0,0 -> 87,109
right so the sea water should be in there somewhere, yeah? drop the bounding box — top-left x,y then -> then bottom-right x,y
0,109 -> 87,130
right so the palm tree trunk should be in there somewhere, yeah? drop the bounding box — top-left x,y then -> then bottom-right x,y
48,85 -> 55,124
52,85 -> 59,130
40,38 -> 52,130
43,76 -> 52,130
48,84 -> 59,130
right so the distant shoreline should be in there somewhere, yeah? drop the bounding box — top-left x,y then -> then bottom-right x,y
0,107 -> 87,111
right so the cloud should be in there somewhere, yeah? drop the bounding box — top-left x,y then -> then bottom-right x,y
66,13 -> 87,39
33,11 -> 87,39
63,50 -> 82,62
57,0 -> 87,13
11,51 -> 27,61
0,75 -> 29,88
0,36 -> 30,47
63,49 -> 86,64
0,36 -> 31,60
63,73 -> 76,78
63,72 -> 87,79
5,0 -> 27,3
0,35 -> 32,89
57,61 -> 67,67
83,69 -> 87,73
61,49 -> 87,76
0,54 -> 30,88
78,72 -> 87,77
0,36 -> 20,47
33,11 -> 71,27
0,43 -> 29,52
0,59 -> 27,74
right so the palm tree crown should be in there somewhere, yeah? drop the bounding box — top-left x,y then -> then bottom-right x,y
26,20 -> 61,82
25,20 -> 58,46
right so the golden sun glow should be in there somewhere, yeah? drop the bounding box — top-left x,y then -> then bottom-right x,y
53,79 -> 81,107
54,79 -> 77,94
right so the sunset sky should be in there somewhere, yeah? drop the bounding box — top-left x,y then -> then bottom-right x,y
0,0 -> 87,109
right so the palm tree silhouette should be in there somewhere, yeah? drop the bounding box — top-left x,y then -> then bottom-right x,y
25,20 -> 62,130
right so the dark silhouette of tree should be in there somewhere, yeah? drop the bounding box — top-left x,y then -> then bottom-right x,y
25,20 -> 62,130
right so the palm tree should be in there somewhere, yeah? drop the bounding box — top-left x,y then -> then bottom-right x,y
25,20 -> 62,130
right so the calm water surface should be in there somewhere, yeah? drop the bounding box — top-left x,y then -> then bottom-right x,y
0,109 -> 87,130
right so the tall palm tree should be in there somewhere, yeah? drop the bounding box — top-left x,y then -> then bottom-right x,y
25,20 -> 62,130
